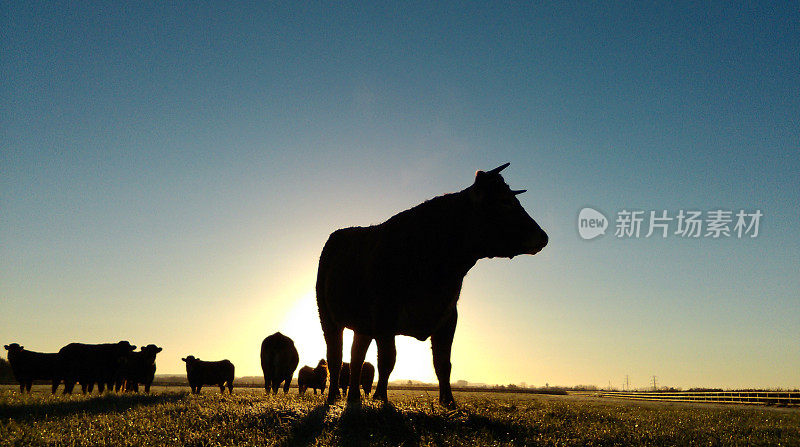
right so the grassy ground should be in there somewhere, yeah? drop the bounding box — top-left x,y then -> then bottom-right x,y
1,385 -> 798,446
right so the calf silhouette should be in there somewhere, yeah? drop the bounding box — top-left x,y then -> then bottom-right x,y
297,359 -> 327,395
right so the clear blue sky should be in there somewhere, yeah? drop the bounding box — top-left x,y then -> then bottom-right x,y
2,2 -> 798,389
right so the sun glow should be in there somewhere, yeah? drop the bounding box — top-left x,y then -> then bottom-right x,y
279,290 -> 437,383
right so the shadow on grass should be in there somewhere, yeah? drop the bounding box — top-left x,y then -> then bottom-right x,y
278,404 -> 331,447
0,392 -> 188,422
336,402 -> 421,447
280,400 -> 532,446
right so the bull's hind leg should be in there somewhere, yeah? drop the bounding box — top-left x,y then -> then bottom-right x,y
431,309 -> 457,408
323,326 -> 343,404
283,376 -> 291,394
372,336 -> 396,402
347,332 -> 372,404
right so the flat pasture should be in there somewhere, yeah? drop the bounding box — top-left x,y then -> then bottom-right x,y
1,385 -> 798,446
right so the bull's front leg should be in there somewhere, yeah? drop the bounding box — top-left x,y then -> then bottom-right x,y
324,326 -> 343,404
372,336 -> 396,401
347,332 -> 372,404
431,309 -> 457,408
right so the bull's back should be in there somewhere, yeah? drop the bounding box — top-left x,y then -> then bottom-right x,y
260,334 -> 298,378
10,351 -> 59,379
297,366 -> 313,383
198,360 -> 234,383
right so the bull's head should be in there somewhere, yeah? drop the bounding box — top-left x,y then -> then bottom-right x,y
4,343 -> 23,353
181,355 -> 197,364
141,344 -> 163,359
469,163 -> 548,259
140,344 -> 162,354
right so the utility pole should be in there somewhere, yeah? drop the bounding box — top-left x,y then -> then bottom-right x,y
651,375 -> 658,391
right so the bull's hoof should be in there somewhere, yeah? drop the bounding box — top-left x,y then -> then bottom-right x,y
326,392 -> 340,404
372,390 -> 388,402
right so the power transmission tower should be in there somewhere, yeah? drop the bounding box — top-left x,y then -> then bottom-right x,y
625,375 -> 630,391
651,375 -> 658,391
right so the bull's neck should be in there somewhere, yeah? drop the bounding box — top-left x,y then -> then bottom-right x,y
384,188 -> 479,277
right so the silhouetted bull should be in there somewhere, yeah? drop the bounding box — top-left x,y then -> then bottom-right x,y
115,344 -> 162,393
260,332 -> 299,394
3,343 -> 60,393
297,359 -> 327,395
317,163 -> 548,406
338,361 -> 375,398
58,341 -> 136,394
182,355 -> 234,394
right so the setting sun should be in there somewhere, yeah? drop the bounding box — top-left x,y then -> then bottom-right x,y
277,291 -> 437,384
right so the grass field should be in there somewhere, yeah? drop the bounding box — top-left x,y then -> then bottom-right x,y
1,385 -> 799,446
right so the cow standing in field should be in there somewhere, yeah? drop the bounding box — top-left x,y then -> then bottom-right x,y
260,332 -> 299,394
339,361 -> 375,398
316,163 -> 548,407
116,344 -> 162,393
182,355 -> 234,394
58,341 -> 137,394
3,343 -> 60,393
297,359 -> 327,395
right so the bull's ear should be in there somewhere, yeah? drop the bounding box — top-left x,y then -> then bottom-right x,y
156,347 -> 163,353
181,357 -> 187,362
474,170 -> 488,184
3,345 -> 8,350
471,170 -> 493,204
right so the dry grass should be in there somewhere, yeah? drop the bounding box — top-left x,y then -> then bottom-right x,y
1,385 -> 798,446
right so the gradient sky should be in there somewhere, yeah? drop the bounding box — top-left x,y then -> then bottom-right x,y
2,2 -> 798,390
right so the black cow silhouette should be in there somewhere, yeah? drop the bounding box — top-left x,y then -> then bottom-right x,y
338,361 -> 374,398
182,355 -> 234,394
4,343 -> 60,393
297,359 -> 327,395
58,341 -> 136,394
260,332 -> 299,394
116,344 -> 162,393
316,163 -> 547,407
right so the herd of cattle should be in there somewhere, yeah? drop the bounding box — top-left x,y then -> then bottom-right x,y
3,331 -> 372,397
5,165 -> 548,409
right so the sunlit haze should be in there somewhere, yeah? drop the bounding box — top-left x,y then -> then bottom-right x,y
2,2 -> 797,390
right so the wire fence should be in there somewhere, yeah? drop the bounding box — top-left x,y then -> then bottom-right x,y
597,390 -> 800,406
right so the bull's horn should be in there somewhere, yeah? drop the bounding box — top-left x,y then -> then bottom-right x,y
488,162 -> 510,175
512,189 -> 526,195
